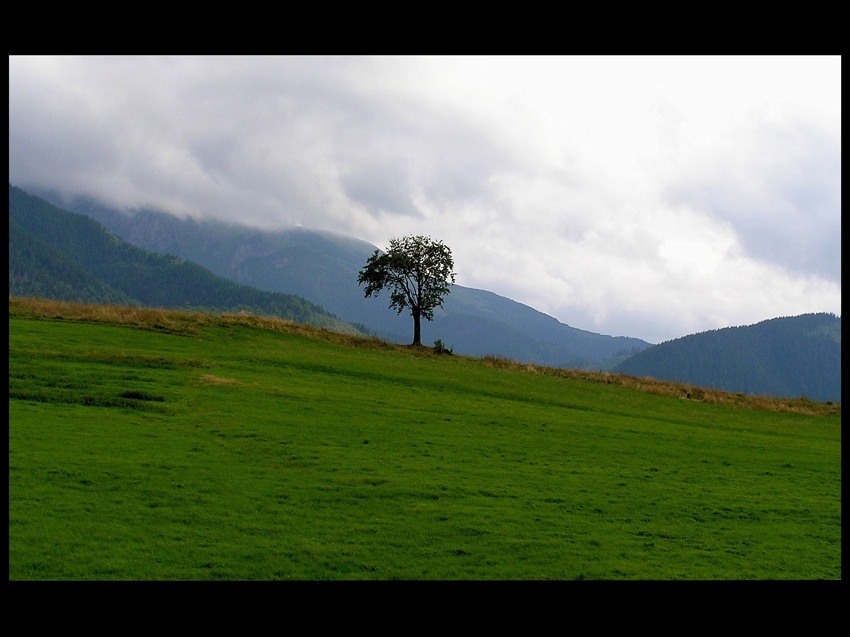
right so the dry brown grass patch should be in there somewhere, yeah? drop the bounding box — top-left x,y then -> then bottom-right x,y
199,374 -> 240,386
481,353 -> 840,417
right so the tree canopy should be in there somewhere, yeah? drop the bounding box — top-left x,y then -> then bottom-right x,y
357,235 -> 456,346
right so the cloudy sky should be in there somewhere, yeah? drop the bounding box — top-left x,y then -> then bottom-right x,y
9,55 -> 841,343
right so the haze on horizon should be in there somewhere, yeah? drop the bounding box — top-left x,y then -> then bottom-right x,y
8,55 -> 841,343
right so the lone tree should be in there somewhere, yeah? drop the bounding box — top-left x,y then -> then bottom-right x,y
357,235 -> 456,346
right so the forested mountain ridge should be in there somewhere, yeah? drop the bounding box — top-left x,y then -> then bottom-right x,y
38,190 -> 651,369
12,184 -> 839,400
9,219 -> 139,305
612,313 -> 841,402
8,185 -> 363,334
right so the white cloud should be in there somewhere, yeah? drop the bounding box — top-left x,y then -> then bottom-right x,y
9,55 -> 841,343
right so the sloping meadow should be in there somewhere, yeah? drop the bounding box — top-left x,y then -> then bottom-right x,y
9,299 -> 841,579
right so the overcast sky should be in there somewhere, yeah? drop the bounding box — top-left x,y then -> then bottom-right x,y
9,55 -> 841,343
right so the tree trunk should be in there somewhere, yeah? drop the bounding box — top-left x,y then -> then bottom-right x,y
412,309 -> 421,346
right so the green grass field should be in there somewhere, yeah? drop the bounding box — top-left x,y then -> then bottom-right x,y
9,299 -> 841,579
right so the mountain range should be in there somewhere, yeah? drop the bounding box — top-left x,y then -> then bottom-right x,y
613,313 -> 841,402
9,185 -> 359,334
28,188 -> 651,370
10,184 -> 841,401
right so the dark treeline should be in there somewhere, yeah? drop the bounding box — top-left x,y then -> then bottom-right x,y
8,184 -> 362,334
613,313 -> 841,402
9,220 -> 138,305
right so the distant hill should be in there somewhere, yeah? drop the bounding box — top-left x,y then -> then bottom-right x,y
612,314 -> 841,402
8,185 -> 362,334
41,191 -> 652,369
9,219 -> 139,306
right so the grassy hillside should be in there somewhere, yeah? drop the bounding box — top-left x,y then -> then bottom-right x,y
9,298 -> 841,580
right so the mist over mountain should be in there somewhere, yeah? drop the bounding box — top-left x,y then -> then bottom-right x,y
613,314 -> 841,402
32,189 -> 652,370
9,185 -> 361,334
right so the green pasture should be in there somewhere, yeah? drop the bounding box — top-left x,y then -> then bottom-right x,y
9,315 -> 841,579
